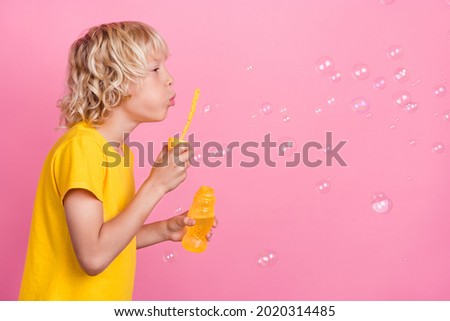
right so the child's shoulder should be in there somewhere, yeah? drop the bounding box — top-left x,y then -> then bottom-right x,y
50,122 -> 106,157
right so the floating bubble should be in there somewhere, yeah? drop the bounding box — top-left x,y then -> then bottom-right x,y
394,67 -> 409,83
404,102 -> 419,113
380,0 -> 395,4
278,137 -> 297,157
433,84 -> 446,97
371,192 -> 393,214
202,103 -> 220,113
260,103 -> 273,115
392,91 -> 411,107
431,142 -> 445,154
163,250 -> 177,263
174,207 -> 184,215
407,176 -> 413,181
316,179 -> 331,193
280,107 -> 288,113
314,107 -> 323,115
442,110 -> 450,122
411,79 -> 421,87
329,71 -> 342,83
434,112 -> 440,117
257,250 -> 278,267
282,115 -> 291,123
387,45 -> 403,59
373,77 -> 387,90
327,97 -> 336,106
352,63 -> 370,80
316,56 -> 335,74
389,124 -> 397,130
366,112 -> 373,119
194,153 -> 203,162
351,97 -> 371,113
409,139 -> 419,146
246,65 -> 253,72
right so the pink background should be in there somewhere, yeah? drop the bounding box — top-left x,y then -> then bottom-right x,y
1,0 -> 449,300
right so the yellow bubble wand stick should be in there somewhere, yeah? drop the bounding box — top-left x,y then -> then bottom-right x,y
180,88 -> 200,141
169,88 -> 200,149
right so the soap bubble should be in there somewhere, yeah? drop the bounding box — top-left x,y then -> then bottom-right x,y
202,103 -> 220,113
280,107 -> 288,113
371,192 -> 393,214
433,85 -> 446,97
257,250 -> 278,267
202,104 -> 212,113
327,97 -> 336,106
392,91 -> 411,107
351,97 -> 371,113
282,115 -> 291,123
387,45 -> 403,59
389,123 -> 397,130
246,64 -> 253,72
442,110 -> 450,122
409,139 -> 419,146
431,142 -> 445,154
404,102 -> 419,113
380,0 -> 395,4
373,77 -> 387,90
316,56 -> 335,74
163,250 -> 177,263
278,137 -> 297,157
366,112 -> 373,119
411,79 -> 422,87
194,153 -> 203,162
174,207 -> 184,215
314,107 -> 323,115
316,179 -> 331,193
260,103 -> 273,115
394,67 -> 409,83
352,63 -> 370,80
329,71 -> 342,82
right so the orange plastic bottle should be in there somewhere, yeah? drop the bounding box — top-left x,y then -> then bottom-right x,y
182,186 -> 216,253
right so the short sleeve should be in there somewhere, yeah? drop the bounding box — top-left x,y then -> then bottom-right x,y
53,136 -> 106,205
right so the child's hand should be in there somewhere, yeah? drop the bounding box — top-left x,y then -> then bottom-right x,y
146,143 -> 192,194
165,211 -> 218,242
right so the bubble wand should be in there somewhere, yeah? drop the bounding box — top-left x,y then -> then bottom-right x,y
180,88 -> 200,141
168,88 -> 200,149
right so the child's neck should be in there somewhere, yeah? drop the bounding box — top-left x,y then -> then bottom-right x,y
95,111 -> 138,148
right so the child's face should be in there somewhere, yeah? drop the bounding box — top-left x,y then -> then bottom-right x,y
123,56 -> 175,123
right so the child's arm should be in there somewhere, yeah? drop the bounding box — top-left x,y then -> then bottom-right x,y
63,145 -> 190,276
135,214 -> 218,248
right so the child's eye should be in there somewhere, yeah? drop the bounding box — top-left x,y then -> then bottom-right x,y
151,68 -> 160,72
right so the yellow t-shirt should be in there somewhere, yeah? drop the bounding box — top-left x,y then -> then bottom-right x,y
19,122 -> 136,300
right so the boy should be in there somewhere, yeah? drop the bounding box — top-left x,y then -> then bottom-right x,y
19,21 -> 215,300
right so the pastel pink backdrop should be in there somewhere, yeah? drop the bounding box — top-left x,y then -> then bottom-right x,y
1,0 -> 449,300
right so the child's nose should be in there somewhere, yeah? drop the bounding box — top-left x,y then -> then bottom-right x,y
167,72 -> 174,86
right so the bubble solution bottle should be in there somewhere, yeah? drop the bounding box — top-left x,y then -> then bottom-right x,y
182,186 -> 216,253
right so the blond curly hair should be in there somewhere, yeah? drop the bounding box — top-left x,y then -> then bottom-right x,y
58,21 -> 169,128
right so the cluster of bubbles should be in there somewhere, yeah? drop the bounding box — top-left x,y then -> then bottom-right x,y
254,103 -> 293,124
257,250 -> 278,267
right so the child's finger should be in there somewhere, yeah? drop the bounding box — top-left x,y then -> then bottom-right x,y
206,232 -> 212,241
212,218 -> 218,228
182,216 -> 196,226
